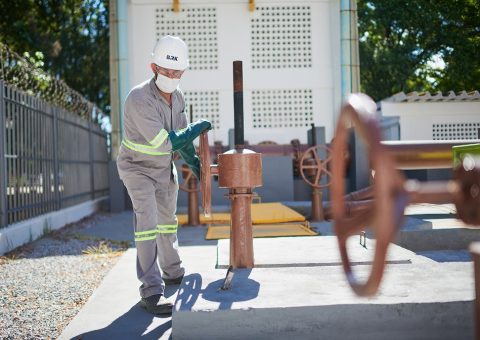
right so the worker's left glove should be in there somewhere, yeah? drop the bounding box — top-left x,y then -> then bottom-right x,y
169,119 -> 212,152
178,142 -> 201,179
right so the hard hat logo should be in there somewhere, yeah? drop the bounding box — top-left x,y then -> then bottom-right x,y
152,35 -> 189,70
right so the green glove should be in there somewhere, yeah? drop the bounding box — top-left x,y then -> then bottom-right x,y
169,119 -> 211,152
178,142 -> 201,179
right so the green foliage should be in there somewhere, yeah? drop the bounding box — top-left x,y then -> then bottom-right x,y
0,0 -> 110,114
358,0 -> 480,101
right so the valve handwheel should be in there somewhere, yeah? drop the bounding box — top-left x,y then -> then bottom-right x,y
299,145 -> 332,189
178,165 -> 199,193
331,93 -> 408,296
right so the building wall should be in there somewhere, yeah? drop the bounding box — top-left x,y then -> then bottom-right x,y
381,101 -> 480,141
128,0 -> 341,145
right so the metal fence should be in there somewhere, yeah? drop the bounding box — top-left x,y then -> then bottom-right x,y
0,80 -> 109,228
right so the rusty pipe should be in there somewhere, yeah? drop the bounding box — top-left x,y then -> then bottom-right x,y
186,176 -> 200,225
311,188 -> 324,221
229,188 -> 254,268
383,140 -> 480,170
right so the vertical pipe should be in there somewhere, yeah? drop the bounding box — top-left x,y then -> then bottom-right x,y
233,61 -> 244,149
229,189 -> 254,268
0,80 -> 7,227
340,0 -> 360,100
109,0 -> 121,160
117,0 -> 129,143
311,189 -> 324,221
187,179 -> 200,226
311,123 -> 317,146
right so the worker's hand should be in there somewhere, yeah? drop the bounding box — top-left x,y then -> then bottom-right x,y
178,142 -> 200,179
193,119 -> 212,133
169,119 -> 212,152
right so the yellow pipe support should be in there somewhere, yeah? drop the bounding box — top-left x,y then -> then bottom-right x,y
249,0 -> 255,12
173,0 -> 180,12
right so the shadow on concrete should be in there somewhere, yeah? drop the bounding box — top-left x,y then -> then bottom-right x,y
176,270 -> 260,311
70,287 -> 180,340
71,304 -> 171,340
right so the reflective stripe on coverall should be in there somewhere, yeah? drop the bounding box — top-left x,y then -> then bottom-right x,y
117,78 -> 187,298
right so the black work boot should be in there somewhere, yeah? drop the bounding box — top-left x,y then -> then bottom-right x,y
163,274 -> 184,285
139,294 -> 173,316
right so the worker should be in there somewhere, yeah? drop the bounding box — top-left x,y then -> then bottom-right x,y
117,35 -> 211,316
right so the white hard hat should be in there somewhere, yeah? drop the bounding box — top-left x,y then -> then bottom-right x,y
151,35 -> 189,70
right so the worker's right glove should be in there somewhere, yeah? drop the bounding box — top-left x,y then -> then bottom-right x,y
169,119 -> 212,152
178,142 -> 201,179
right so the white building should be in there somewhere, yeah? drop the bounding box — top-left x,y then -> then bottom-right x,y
112,0 -> 358,147
380,91 -> 480,141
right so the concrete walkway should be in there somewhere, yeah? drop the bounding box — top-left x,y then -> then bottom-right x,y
59,204 -> 479,340
59,210 -> 217,340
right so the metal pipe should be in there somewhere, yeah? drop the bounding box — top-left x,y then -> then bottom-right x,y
311,188 -> 324,221
233,61 -> 244,149
340,0 -> 360,100
383,140 -> 480,169
109,0 -> 121,160
117,0 -> 128,143
229,188 -> 254,268
187,177 -> 200,225
311,123 -> 317,146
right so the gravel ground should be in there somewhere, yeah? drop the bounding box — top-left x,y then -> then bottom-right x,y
0,214 -> 129,340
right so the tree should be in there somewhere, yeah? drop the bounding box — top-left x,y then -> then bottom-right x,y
358,0 -> 480,101
0,0 -> 110,113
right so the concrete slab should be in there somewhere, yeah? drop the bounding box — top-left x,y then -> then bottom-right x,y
216,236 -> 413,268
59,210 -> 477,340
173,234 -> 475,340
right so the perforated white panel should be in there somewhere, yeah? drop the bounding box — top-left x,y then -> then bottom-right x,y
184,91 -> 220,129
155,7 -> 218,70
251,5 -> 312,69
252,89 -> 314,128
130,1 -> 339,144
432,123 -> 480,140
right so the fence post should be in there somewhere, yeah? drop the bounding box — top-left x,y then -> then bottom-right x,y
0,80 -> 8,227
88,119 -> 95,199
52,106 -> 61,210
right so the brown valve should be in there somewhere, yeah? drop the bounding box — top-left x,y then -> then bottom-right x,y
299,145 -> 332,189
199,60 -> 263,269
331,93 -> 480,297
199,131 -> 263,268
299,145 -> 332,221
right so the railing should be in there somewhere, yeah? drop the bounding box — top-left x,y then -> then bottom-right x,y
0,81 -> 109,228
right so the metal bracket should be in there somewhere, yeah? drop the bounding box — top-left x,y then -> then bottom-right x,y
220,265 -> 235,291
359,231 -> 367,248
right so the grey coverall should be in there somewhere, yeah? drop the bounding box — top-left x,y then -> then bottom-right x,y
117,78 -> 186,298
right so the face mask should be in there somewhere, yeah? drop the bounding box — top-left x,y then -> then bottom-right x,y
155,73 -> 180,93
